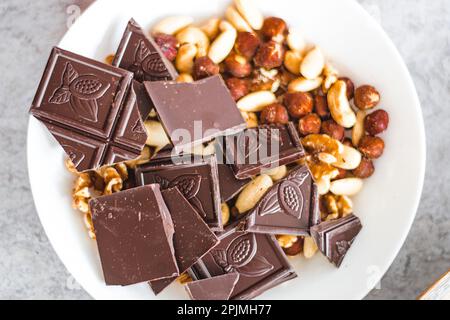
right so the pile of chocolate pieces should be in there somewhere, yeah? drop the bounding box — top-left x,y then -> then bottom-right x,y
29,19 -> 362,300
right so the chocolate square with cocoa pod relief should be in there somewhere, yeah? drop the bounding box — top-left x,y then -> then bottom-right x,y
245,165 -> 321,236
188,226 -> 296,300
29,47 -> 147,172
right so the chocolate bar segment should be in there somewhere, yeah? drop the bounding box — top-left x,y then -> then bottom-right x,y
220,123 -> 305,179
89,185 -> 179,286
29,47 -> 147,172
135,155 -> 222,231
149,187 -> 220,294
246,165 -> 320,236
113,19 -> 178,83
189,226 -> 297,300
144,75 -> 247,152
185,273 -> 240,300
310,214 -> 363,268
218,164 -> 251,202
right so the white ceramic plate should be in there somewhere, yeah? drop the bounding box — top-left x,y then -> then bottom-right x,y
27,0 -> 426,300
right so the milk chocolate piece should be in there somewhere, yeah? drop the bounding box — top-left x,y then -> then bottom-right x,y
220,123 -> 305,179
310,214 -> 363,268
29,47 -> 147,172
185,273 -> 240,300
189,226 -> 297,300
246,166 -> 320,236
113,19 -> 178,82
144,75 -> 246,152
149,187 -> 220,295
218,164 -> 251,202
135,155 -> 222,231
89,185 -> 179,286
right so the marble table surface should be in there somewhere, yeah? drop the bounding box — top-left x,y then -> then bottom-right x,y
0,0 -> 448,300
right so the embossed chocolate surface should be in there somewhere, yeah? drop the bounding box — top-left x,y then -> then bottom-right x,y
135,155 -> 222,231
144,75 -> 247,152
113,19 -> 178,83
310,214 -> 363,268
218,164 -> 251,202
189,226 -> 296,300
149,187 -> 219,295
89,185 -> 179,286
246,166 -> 320,236
29,47 -> 147,172
185,273 -> 240,300
221,123 -> 305,179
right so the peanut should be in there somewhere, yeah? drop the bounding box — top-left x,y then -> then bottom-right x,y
304,237 -> 319,259
235,174 -> 273,213
352,110 -> 366,147
176,27 -> 210,58
144,120 -> 170,150
237,91 -> 277,112
200,18 -> 221,40
153,16 -> 193,35
301,47 -> 325,80
334,145 -> 362,170
330,178 -> 363,196
287,28 -> 306,52
288,77 -> 323,93
208,28 -> 237,64
233,0 -> 264,30
284,50 -> 302,75
225,6 -> 253,32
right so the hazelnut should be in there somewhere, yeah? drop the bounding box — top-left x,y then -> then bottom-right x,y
193,56 -> 220,80
284,92 -> 314,118
359,136 -> 385,159
335,168 -> 348,180
283,237 -> 304,256
342,138 -> 353,147
224,53 -> 252,78
154,33 -> 178,62
321,120 -> 345,141
225,78 -> 249,101
254,40 -> 284,70
235,32 -> 261,59
260,103 -> 290,124
314,94 -> 330,119
364,109 -> 389,135
299,113 -> 322,136
339,77 -> 355,100
352,158 -> 375,178
355,85 -> 380,110
261,17 -> 287,41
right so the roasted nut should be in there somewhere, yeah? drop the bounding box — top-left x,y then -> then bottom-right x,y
359,136 -> 385,159
208,27 -> 237,64
225,53 -> 252,78
176,43 -> 198,73
318,152 -> 338,165
235,174 -> 273,213
254,40 -> 284,70
176,27 -> 210,58
354,85 -> 380,110
261,17 -> 287,42
193,56 -> 220,80
277,235 -> 298,249
233,0 -> 264,30
323,62 -> 339,77
221,202 -> 231,226
334,168 -> 348,180
330,178 -> 363,196
334,145 -> 362,170
125,146 -> 151,169
237,90 -> 277,112
316,177 -> 331,195
287,28 -> 306,52
225,6 -> 253,32
288,77 -> 323,92
364,109 -> 389,135
65,158 -> 78,174
234,32 -> 260,60
283,237 -> 304,256
284,92 -> 314,118
304,237 -> 318,259
300,47 -> 325,80
352,157 -> 375,178
314,94 -> 330,119
177,272 -> 193,285
322,74 -> 338,93
226,77 -> 250,101
352,110 -> 366,147
302,134 -> 343,158
342,137 -> 353,147
284,50 -> 302,75
336,195 -> 353,217
327,80 -> 357,128
103,167 -> 124,195
144,120 -> 171,150
323,194 -> 338,215
339,77 -> 355,100
241,111 -> 259,128
321,119 -> 345,141
261,103 -> 290,124
153,16 -> 194,35
105,54 -> 115,65
177,73 -> 194,83
299,114 -> 322,136
265,165 -> 288,181
154,33 -> 178,61
200,17 -> 221,40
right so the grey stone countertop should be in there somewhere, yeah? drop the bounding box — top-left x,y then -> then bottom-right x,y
0,0 -> 448,300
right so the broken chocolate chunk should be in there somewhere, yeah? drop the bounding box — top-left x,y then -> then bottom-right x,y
185,273 -> 240,300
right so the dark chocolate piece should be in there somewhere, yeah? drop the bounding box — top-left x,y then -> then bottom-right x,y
144,75 -> 247,152
246,165 -> 320,236
29,47 -> 147,172
133,80 -> 154,121
135,155 -> 223,231
185,273 -> 240,300
218,164 -> 251,202
220,123 -> 305,179
89,185 -> 179,286
113,19 -> 178,83
310,214 -> 363,268
189,225 -> 297,300
149,187 -> 220,294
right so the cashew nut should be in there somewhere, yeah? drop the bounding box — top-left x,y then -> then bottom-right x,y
352,110 -> 366,147
176,27 -> 210,58
322,74 -> 338,93
327,80 -> 357,128
284,50 -> 302,75
208,28 -> 237,64
237,91 -> 277,112
152,16 -> 193,35
301,47 -> 325,80
233,0 -> 264,30
176,43 -> 198,73
288,77 -> 323,93
225,6 -> 253,32
144,120 -> 170,150
330,178 -> 364,196
235,174 -> 273,214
